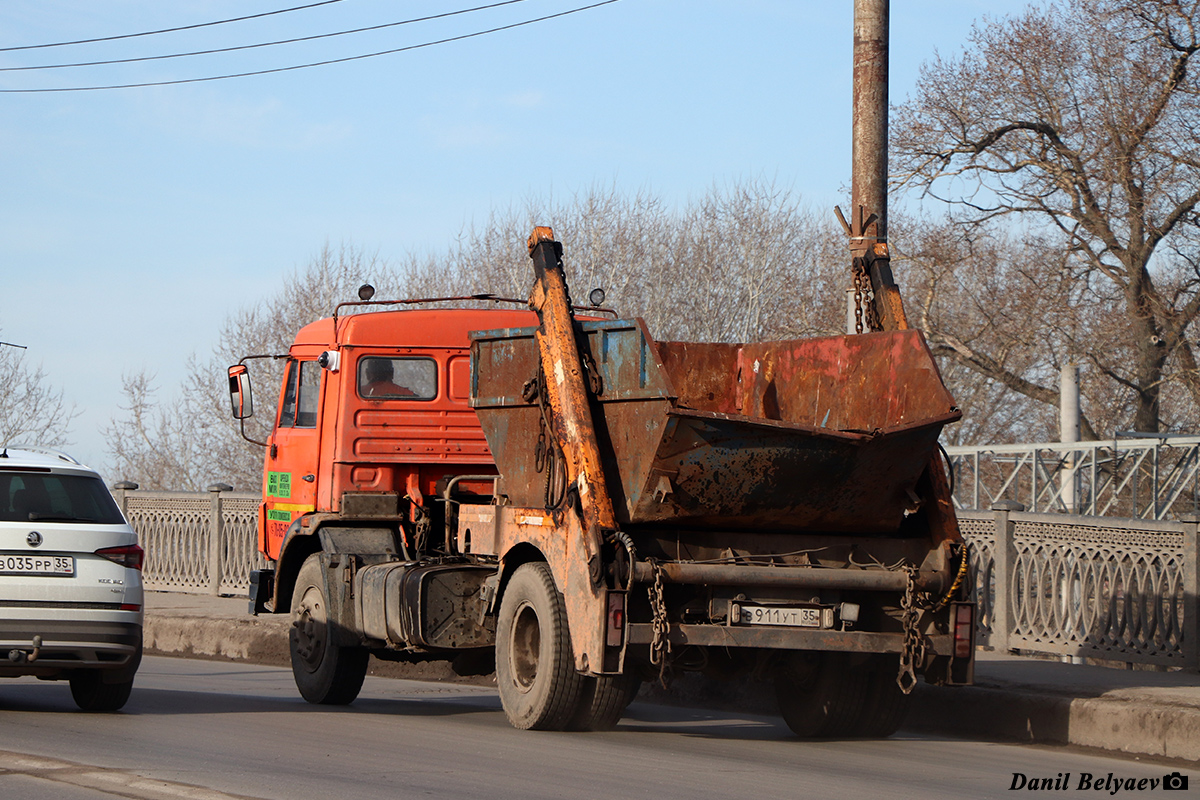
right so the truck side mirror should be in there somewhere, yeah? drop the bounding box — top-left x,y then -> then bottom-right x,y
228,364 -> 254,419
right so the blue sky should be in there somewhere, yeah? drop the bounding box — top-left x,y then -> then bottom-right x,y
0,0 -> 1001,477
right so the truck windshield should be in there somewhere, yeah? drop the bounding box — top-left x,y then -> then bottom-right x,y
358,357 -> 437,400
0,472 -> 126,524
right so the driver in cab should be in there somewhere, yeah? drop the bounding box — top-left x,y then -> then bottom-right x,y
361,358 -> 416,398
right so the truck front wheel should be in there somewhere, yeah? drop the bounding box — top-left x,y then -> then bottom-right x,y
290,554 -> 368,705
495,562 -> 583,730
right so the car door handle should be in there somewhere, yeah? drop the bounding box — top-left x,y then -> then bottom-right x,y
302,474 -> 315,482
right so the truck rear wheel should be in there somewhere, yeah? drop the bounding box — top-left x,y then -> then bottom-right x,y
567,675 -> 639,731
850,658 -> 912,738
290,554 -> 368,705
495,562 -> 583,730
775,651 -> 870,738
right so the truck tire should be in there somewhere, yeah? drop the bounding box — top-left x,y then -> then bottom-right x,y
850,660 -> 912,738
567,675 -> 639,731
290,554 -> 369,705
495,562 -> 583,730
775,651 -> 870,738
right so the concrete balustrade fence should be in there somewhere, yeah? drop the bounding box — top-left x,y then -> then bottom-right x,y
113,487 -> 266,596
959,506 -> 1198,671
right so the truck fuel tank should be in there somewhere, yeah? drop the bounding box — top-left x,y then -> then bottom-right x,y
354,562 -> 495,650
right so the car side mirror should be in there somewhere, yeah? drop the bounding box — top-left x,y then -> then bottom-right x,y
228,364 -> 254,419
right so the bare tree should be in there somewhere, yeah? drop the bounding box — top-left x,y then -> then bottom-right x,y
400,179 -> 839,343
895,217 -> 1112,441
0,339 -> 78,448
103,371 -> 209,490
893,0 -> 1200,433
660,180 -> 844,343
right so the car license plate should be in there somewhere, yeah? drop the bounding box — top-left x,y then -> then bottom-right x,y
733,604 -> 824,628
0,554 -> 75,576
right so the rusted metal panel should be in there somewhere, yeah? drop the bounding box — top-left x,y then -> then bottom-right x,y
456,504 -> 499,555
630,412 -> 946,532
474,319 -> 959,533
489,505 -> 611,675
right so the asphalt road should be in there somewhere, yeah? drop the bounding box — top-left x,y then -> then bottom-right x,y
0,656 -> 1187,800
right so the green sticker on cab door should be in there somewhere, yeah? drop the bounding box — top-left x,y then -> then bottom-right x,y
266,471 -> 292,498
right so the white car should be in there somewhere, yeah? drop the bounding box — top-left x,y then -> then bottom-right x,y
0,447 -> 143,711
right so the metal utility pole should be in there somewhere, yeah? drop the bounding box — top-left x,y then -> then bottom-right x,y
1060,362 -> 1081,512
839,0 -> 908,333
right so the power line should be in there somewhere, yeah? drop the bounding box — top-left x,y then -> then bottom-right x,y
0,0 -> 529,72
0,0 -> 349,53
0,0 -> 619,93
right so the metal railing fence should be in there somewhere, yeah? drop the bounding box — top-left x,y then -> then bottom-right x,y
944,436 -> 1200,520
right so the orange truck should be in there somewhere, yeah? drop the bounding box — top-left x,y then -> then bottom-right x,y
229,227 -> 974,734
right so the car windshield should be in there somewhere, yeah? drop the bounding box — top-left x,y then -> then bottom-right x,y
0,472 -> 126,525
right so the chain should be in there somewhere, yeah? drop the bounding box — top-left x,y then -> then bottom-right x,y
523,371 -> 567,509
897,564 -> 926,695
853,262 -> 865,334
581,348 -> 603,396
647,559 -> 672,687
851,256 -> 882,333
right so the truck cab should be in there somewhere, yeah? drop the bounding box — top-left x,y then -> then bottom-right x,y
241,306 -> 538,615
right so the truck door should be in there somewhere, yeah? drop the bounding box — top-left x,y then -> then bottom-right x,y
264,358 -> 322,559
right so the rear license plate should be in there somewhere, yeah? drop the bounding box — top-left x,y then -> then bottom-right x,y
733,604 -> 824,628
0,554 -> 75,576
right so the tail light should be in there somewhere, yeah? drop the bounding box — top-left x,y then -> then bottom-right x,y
953,602 -> 974,658
606,592 -> 626,647
95,544 -> 144,571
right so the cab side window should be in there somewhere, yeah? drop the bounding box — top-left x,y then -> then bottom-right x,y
278,360 -> 322,429
357,357 -> 437,400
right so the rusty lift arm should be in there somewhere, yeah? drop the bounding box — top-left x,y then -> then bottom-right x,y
526,226 -> 614,585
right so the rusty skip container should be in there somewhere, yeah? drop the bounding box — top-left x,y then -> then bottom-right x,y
471,317 -> 959,534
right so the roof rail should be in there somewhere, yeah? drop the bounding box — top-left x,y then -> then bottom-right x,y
331,293 -> 618,338
2,444 -> 81,465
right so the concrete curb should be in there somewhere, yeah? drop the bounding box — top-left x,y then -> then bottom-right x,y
144,614 -> 289,665
143,613 -> 1200,762
908,683 -> 1200,762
